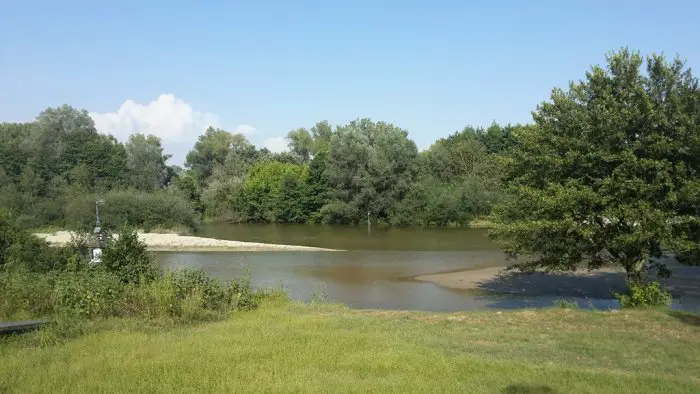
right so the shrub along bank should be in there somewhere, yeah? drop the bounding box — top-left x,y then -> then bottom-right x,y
0,214 -> 283,341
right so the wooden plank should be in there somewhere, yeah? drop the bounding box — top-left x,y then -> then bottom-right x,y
0,320 -> 49,335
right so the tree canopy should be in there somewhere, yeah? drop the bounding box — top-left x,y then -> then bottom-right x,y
488,48 -> 700,282
125,134 -> 171,191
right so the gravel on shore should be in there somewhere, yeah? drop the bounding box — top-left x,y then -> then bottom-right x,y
34,231 -> 340,252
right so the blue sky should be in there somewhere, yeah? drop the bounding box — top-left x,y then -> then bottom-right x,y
2,0 -> 699,163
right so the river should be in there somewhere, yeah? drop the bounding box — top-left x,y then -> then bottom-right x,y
157,223 -> 700,312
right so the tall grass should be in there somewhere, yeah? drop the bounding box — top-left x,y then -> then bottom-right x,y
1,305 -> 698,393
0,263 -> 284,319
0,224 -> 285,342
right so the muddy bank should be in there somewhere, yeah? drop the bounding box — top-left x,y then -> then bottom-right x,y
34,231 -> 340,252
415,260 -> 700,299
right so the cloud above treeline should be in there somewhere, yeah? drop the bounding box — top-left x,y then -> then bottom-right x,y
90,94 -> 220,143
89,94 -> 261,165
263,136 -> 289,153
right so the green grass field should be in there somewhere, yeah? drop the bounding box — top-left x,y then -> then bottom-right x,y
1,303 -> 699,393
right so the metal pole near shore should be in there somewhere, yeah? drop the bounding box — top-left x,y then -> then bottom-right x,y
367,209 -> 371,236
92,199 -> 105,264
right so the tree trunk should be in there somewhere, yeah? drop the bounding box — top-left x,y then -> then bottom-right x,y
623,257 -> 647,285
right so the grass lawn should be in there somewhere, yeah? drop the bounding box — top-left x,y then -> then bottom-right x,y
1,303 -> 699,393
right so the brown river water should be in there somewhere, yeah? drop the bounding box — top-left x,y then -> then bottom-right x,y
156,223 -> 700,312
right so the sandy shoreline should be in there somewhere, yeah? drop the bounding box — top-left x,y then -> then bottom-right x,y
34,231 -> 340,252
415,266 -> 508,291
415,266 -> 627,296
415,261 -> 700,298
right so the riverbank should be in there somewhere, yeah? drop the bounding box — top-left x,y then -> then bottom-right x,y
1,303 -> 698,393
415,259 -> 700,299
33,231 -> 340,252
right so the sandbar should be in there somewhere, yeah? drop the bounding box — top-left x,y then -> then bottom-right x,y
34,231 -> 340,252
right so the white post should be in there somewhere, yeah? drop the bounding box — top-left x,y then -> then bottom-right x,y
367,210 -> 371,235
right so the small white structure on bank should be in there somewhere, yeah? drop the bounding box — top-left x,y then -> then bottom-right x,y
91,200 -> 105,264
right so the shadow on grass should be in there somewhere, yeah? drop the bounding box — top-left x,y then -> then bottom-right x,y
668,311 -> 700,327
502,384 -> 558,394
476,295 -> 619,310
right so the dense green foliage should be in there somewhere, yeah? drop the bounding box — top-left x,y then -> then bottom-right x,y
0,209 -> 62,271
0,106 -> 197,231
101,226 -> 157,284
0,218 -> 282,327
615,281 -> 673,308
0,100 -> 514,229
489,49 -> 700,287
241,161 -> 310,223
181,118 -> 513,226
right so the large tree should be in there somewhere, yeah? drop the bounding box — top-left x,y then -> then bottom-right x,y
322,118 -> 419,224
199,133 -> 262,218
286,120 -> 334,161
241,161 -> 310,223
125,133 -> 170,191
425,126 -> 500,184
286,128 -> 314,162
184,127 -> 236,185
489,49 -> 700,283
310,120 -> 333,154
27,105 -> 127,193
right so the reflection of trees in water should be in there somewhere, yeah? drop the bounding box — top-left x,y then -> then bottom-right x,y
303,265 -> 406,285
201,222 -> 498,251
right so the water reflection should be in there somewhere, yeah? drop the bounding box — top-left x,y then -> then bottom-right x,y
195,223 -> 498,251
155,250 -> 700,312
158,224 -> 700,312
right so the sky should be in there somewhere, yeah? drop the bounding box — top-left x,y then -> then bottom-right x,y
1,0 -> 699,164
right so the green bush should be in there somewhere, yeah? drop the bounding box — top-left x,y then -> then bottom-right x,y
123,274 -> 180,319
53,266 -> 125,317
63,189 -> 199,233
554,299 -> 578,309
228,268 -> 260,311
0,208 -> 59,271
615,281 -> 673,309
0,267 -> 56,319
390,177 -> 502,227
1,224 -> 283,338
169,268 -> 229,310
101,226 -> 158,284
2,263 -> 276,324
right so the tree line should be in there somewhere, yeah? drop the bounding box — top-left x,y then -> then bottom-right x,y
188,118 -> 515,226
0,106 -> 516,230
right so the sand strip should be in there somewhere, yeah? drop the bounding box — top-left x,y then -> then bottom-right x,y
415,266 -> 628,298
415,261 -> 700,298
415,267 -> 506,291
34,231 -> 340,252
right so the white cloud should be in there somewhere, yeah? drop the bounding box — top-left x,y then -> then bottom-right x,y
90,94 -> 219,142
234,124 -> 257,135
263,136 -> 289,153
89,94 -> 263,164
90,94 -> 239,164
